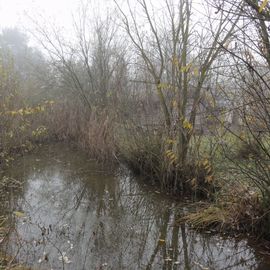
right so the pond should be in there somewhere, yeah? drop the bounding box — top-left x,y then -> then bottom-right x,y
0,143 -> 270,270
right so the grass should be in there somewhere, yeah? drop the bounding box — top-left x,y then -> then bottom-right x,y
46,103 -> 117,164
181,205 -> 230,229
175,130 -> 270,240
2,100 -> 270,243
0,252 -> 31,270
179,170 -> 269,238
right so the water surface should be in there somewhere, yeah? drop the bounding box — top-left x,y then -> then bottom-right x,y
1,143 -> 270,270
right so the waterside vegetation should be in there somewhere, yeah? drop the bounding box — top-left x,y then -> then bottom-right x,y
1,0 -> 270,252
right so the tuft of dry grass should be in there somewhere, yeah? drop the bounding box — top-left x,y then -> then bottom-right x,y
180,184 -> 267,237
181,205 -> 230,229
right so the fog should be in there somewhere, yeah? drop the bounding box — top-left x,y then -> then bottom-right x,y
1,1 -> 270,268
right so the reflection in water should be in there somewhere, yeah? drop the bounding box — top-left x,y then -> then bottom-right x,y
0,143 -> 270,270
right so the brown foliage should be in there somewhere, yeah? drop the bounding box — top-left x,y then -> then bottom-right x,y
46,102 -> 116,164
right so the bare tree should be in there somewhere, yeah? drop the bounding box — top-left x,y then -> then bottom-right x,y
115,0 -> 241,169
209,0 -> 270,203
28,5 -> 127,116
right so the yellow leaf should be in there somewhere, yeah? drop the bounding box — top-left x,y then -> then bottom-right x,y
157,83 -> 169,89
172,56 -> 179,67
183,119 -> 193,130
202,159 -> 209,167
167,152 -> 175,159
7,111 -> 17,116
259,0 -> 268,12
191,178 -> 197,188
166,139 -> 175,145
14,211 -> 26,218
169,157 -> 177,165
158,239 -> 165,244
193,67 -> 199,76
180,62 -> 192,73
18,109 -> 24,115
205,175 -> 214,183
